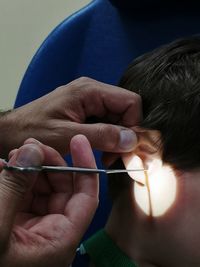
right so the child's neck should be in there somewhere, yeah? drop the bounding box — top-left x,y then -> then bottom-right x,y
105,199 -> 158,266
104,192 -> 185,267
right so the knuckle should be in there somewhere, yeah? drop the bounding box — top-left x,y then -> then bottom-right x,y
129,92 -> 142,106
134,93 -> 142,106
77,76 -> 94,84
55,84 -> 67,92
133,93 -> 143,118
72,77 -> 94,89
77,76 -> 87,82
66,77 -> 95,95
126,93 -> 142,123
96,124 -> 119,151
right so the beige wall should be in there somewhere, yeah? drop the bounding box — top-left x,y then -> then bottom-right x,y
0,0 -> 91,109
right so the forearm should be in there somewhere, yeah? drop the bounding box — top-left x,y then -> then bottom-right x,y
0,102 -> 62,158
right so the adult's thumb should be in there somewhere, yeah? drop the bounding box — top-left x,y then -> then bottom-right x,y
75,123 -> 138,153
0,144 -> 43,247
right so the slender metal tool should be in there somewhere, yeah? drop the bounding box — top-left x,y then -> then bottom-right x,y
1,158 -> 146,184
3,165 -> 146,175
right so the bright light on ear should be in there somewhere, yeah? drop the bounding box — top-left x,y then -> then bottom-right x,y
123,153 -> 146,184
123,154 -> 177,217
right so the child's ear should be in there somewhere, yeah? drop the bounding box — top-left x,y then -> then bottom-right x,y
122,128 -> 161,184
122,128 -> 178,217
133,127 -> 161,159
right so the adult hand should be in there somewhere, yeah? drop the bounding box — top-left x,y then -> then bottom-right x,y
0,136 -> 98,267
0,77 -> 141,158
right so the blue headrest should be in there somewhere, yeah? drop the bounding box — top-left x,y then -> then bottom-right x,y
109,0 -> 198,10
15,0 -> 200,107
109,0 -> 161,9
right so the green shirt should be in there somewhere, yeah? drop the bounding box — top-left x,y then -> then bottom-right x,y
80,229 -> 139,267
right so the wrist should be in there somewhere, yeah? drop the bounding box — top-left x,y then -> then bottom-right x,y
0,109 -> 18,158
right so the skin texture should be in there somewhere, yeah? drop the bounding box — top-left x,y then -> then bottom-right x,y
0,77 -> 141,158
0,136 -> 99,267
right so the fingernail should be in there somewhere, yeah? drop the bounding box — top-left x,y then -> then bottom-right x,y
15,145 -> 43,167
119,130 -> 137,151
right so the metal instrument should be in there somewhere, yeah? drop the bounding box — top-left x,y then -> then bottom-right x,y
1,158 -> 146,185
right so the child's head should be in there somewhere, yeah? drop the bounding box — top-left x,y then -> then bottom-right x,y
121,36 -> 200,170
107,37 -> 200,265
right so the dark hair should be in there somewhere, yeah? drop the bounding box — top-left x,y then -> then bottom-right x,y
120,36 -> 200,170
109,36 -> 200,199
